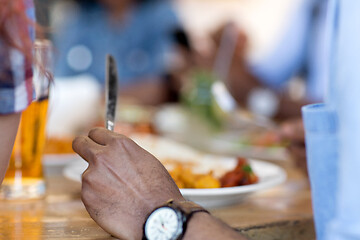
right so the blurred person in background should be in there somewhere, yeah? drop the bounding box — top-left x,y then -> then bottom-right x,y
52,0 -> 186,105
0,0 -> 35,182
220,0 -> 326,120
212,0 -> 326,174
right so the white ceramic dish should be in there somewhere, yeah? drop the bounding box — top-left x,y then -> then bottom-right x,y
63,147 -> 286,208
179,159 -> 286,208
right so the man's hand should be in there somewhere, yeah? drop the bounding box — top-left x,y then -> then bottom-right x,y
72,128 -> 185,240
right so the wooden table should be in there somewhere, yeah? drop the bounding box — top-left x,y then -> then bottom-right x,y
0,160 -> 314,240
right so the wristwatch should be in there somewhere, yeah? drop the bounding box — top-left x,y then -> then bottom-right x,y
142,199 -> 209,240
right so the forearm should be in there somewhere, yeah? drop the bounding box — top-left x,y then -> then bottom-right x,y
0,113 -> 21,183
184,212 -> 248,240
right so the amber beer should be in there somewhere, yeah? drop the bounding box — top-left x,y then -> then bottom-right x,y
1,98 -> 49,200
5,99 -> 49,178
0,40 -> 52,200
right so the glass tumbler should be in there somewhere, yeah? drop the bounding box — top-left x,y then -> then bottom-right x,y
0,40 -> 52,200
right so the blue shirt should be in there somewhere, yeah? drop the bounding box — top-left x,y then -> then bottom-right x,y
53,1 -> 180,86
302,0 -> 360,239
326,0 -> 360,239
249,0 -> 328,102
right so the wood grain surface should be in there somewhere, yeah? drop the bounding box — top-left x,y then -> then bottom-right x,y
0,160 -> 314,240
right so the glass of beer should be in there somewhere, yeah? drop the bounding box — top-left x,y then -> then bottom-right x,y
0,40 -> 52,200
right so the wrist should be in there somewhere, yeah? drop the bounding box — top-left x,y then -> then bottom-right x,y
182,211 -> 211,240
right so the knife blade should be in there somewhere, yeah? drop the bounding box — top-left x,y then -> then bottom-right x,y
105,54 -> 118,131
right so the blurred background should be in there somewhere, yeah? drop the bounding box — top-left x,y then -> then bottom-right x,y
35,0 -> 322,169
35,0 -> 308,70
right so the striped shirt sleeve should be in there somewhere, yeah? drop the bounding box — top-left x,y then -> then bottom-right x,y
0,0 -> 34,114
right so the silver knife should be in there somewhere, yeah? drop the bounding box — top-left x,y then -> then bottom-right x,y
105,54 -> 118,131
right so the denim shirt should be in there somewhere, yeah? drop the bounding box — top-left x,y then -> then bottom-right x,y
53,1 -> 180,86
303,0 -> 360,239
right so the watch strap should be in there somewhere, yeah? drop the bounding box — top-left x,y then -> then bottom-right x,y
167,199 -> 209,240
167,199 -> 209,217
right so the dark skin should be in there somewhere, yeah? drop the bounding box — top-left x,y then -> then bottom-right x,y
73,128 -> 184,239
73,128 -> 247,240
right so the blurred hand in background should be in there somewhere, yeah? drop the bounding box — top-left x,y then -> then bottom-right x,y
278,118 -> 307,175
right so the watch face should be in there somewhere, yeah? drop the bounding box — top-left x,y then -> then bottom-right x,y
145,207 -> 183,240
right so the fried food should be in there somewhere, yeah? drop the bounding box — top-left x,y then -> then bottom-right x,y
169,165 -> 220,189
168,157 -> 258,189
220,158 -> 258,187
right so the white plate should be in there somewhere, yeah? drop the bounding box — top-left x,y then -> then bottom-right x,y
63,134 -> 286,208
63,157 -> 286,208
179,159 -> 286,208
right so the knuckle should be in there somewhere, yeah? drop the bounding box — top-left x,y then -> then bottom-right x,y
81,187 -> 92,206
88,149 -> 104,162
72,136 -> 84,151
81,171 -> 91,184
81,175 -> 100,210
114,135 -> 132,148
88,127 -> 102,138
82,168 -> 95,182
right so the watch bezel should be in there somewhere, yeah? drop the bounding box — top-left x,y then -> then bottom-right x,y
143,200 -> 209,240
143,205 -> 186,240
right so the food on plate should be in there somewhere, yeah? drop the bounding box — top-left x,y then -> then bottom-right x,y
220,158 -> 258,187
167,157 -> 258,189
169,164 -> 221,189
